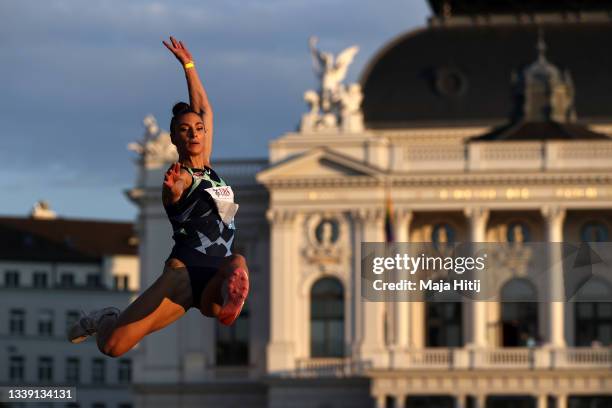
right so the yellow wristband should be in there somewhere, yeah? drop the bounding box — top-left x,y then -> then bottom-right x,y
184,61 -> 195,69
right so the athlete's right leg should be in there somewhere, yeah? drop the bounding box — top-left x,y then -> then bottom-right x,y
199,254 -> 249,325
94,258 -> 193,357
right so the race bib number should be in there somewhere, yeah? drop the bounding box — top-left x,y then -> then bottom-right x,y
207,186 -> 233,200
204,186 -> 239,225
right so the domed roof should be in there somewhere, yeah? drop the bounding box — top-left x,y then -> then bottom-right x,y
359,21 -> 612,128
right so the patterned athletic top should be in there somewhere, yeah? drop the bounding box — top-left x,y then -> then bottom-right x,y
163,166 -> 236,257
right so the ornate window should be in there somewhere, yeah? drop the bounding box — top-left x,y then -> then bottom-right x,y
500,279 -> 538,347
426,283 -> 462,347
507,221 -> 530,243
580,221 -> 609,242
574,279 -> 612,346
310,277 -> 344,357
431,223 -> 455,249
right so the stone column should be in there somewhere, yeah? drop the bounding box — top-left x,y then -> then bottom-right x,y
410,301 -> 426,349
390,210 -> 413,366
541,205 -> 566,347
557,394 -> 568,408
355,208 -> 388,367
266,208 -> 298,373
464,206 -> 490,348
396,394 -> 407,408
455,394 -> 467,408
474,395 -> 487,408
350,209 -> 363,359
536,394 -> 548,408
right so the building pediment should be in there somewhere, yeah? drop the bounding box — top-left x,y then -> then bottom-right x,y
256,147 -> 384,186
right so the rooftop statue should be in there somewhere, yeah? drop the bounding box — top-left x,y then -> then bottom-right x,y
128,115 -> 178,169
301,37 -> 364,133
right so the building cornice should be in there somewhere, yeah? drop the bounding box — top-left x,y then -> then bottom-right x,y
428,11 -> 612,28
262,171 -> 611,189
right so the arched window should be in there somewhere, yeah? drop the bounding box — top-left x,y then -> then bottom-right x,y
311,277 -> 344,357
574,278 -> 612,346
500,279 -> 538,347
426,281 -> 463,347
432,223 -> 455,249
507,221 -> 530,243
580,221 -> 609,242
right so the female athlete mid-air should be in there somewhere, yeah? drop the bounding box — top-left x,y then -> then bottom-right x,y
67,36 -> 250,357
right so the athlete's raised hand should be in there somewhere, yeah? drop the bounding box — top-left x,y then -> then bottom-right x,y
163,162 -> 182,189
163,35 -> 213,164
163,36 -> 193,65
162,162 -> 187,205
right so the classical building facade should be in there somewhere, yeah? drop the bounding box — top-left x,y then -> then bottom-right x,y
129,1 -> 612,407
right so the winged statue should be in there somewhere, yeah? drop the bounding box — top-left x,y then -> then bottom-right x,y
309,36 -> 359,110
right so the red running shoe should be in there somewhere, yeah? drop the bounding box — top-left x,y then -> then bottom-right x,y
218,267 -> 249,326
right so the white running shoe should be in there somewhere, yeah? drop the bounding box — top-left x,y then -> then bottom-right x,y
67,307 -> 120,344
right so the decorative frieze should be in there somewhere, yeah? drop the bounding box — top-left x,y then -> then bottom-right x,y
265,208 -> 298,224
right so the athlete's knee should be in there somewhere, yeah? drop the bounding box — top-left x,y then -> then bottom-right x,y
102,345 -> 124,358
100,325 -> 137,358
100,334 -> 126,358
229,253 -> 246,266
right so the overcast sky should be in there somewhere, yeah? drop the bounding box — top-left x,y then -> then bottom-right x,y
0,0 -> 431,221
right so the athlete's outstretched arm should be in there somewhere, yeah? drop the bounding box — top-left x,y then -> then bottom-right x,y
163,36 -> 214,141
162,163 -> 191,206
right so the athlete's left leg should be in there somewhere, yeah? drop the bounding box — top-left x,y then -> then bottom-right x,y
95,258 -> 192,357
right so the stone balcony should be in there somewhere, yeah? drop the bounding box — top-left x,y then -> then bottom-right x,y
393,141 -> 612,172
288,347 -> 612,378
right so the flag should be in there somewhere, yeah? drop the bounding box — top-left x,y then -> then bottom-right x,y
384,191 -> 394,243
